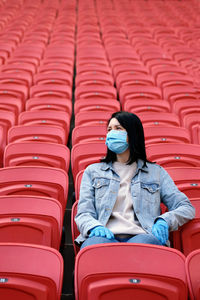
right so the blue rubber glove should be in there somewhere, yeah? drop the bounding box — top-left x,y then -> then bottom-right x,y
152,218 -> 169,245
89,226 -> 114,240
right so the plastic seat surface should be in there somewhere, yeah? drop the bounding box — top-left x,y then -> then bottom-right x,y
166,167 -> 200,198
74,98 -> 120,115
1,62 -> 36,77
146,143 -> 200,167
186,249 -> 200,300
0,83 -> 28,101
8,125 -> 67,144
123,99 -> 170,113
173,198 -> 200,256
34,72 -> 72,86
18,110 -> 70,132
0,166 -> 68,213
75,85 -> 117,100
26,97 -> 72,115
0,71 -> 32,87
4,142 -> 70,172
71,200 -> 80,256
75,73 -> 114,86
183,113 -> 200,144
75,244 -> 187,300
0,195 -> 62,249
76,64 -> 112,76
172,100 -> 200,121
116,73 -> 155,90
72,125 -> 107,146
75,111 -> 113,127
71,142 -> 107,181
119,86 -> 162,106
0,243 -> 63,300
30,84 -> 72,99
138,112 -> 180,127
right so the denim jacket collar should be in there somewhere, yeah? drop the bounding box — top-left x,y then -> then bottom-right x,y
100,159 -> 149,173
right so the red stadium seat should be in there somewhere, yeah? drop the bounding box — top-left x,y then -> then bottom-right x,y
18,111 -> 70,133
0,71 -> 32,87
172,100 -> 200,122
30,84 -> 72,99
123,99 -> 170,113
119,86 -> 162,107
72,125 -> 107,146
182,113 -> 200,144
34,72 -> 72,86
0,166 -> 68,213
186,249 -> 200,300
173,199 -> 200,256
26,97 -> 72,115
71,200 -> 80,256
166,167 -> 200,198
144,126 -> 191,145
75,111 -> 113,127
116,73 -> 155,90
0,243 -> 63,300
75,73 -> 114,86
138,112 -> 181,127
0,83 -> 28,102
71,142 -> 107,181
4,142 -> 70,172
146,143 -> 200,167
75,244 -> 187,300
74,98 -> 120,114
0,195 -> 63,249
7,125 -> 67,144
75,85 -> 117,100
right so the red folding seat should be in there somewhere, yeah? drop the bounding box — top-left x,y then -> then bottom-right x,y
71,142 -> 107,182
163,86 -> 198,107
1,62 -> 36,77
75,85 -> 117,100
74,169 -> 84,202
173,198 -> 200,256
0,195 -> 63,249
30,84 -> 72,99
74,98 -> 120,115
0,96 -> 23,116
4,142 -> 70,172
71,200 -> 79,255
76,64 -> 112,76
151,65 -> 187,80
0,83 -> 28,102
116,73 -> 155,90
0,110 -> 16,131
144,126 -> 191,145
123,99 -> 170,113
38,63 -> 73,76
173,100 -> 200,122
157,73 -> 194,89
75,73 -> 114,86
146,143 -> 200,167
0,166 -> 68,213
75,111 -> 113,127
75,244 -> 187,300
34,72 -> 72,86
140,52 -> 173,67
0,243 -> 63,300
0,125 -> 7,167
119,86 -> 162,107
0,71 -> 32,87
0,44 -> 14,59
8,125 -> 67,144
186,248 -> 200,300
166,167 -> 200,198
182,113 -> 200,144
137,112 -> 180,127
113,63 -> 149,80
72,125 -> 107,146
18,110 -> 70,133
26,97 -> 72,115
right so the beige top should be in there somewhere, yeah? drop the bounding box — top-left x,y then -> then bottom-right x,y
106,161 -> 145,236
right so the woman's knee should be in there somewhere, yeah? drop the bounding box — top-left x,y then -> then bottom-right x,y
127,233 -> 162,246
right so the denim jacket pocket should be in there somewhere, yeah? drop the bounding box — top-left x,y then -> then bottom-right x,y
141,182 -> 160,194
92,178 -> 110,200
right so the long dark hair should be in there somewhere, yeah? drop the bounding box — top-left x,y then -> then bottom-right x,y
101,111 -> 151,166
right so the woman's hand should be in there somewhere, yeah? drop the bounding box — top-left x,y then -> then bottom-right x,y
152,218 -> 169,245
89,226 -> 115,240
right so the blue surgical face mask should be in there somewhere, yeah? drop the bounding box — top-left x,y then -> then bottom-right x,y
105,130 -> 129,154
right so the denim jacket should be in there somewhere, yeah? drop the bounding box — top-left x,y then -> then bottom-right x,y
75,159 -> 195,244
